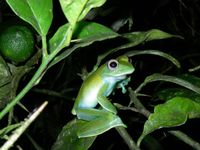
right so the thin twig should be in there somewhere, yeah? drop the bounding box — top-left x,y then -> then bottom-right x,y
116,127 -> 140,150
169,131 -> 200,150
128,88 -> 150,117
189,65 -> 200,72
114,103 -> 148,117
32,88 -> 66,98
0,101 -> 48,150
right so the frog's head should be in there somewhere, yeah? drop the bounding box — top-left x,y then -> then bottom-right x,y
101,55 -> 135,78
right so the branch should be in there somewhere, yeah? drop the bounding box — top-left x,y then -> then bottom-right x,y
116,127 -> 140,150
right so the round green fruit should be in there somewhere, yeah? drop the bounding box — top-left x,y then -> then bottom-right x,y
0,25 -> 34,63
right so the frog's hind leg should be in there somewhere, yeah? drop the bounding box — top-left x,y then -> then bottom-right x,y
76,108 -> 109,121
77,111 -> 126,138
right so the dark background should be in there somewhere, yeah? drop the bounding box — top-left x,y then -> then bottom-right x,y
1,0 -> 200,149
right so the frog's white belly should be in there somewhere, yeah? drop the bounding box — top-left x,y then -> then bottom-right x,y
77,75 -> 125,109
78,87 -> 99,108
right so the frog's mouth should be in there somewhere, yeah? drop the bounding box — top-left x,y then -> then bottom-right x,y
115,75 -> 127,80
114,70 -> 134,78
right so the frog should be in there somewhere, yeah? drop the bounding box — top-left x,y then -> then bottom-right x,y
72,55 -> 135,138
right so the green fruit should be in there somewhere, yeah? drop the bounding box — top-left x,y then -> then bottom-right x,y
0,25 -> 34,63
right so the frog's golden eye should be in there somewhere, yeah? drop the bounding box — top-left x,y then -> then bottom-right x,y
107,59 -> 118,71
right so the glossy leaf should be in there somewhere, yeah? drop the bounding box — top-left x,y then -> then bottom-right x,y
6,0 -> 53,35
137,97 -> 200,146
126,50 -> 180,68
49,23 -> 70,53
136,74 -> 200,95
122,29 -> 181,49
49,21 -> 118,53
51,119 -> 96,150
49,22 -> 118,67
123,29 -> 182,44
73,21 -> 118,40
59,0 -> 106,25
97,29 -> 182,63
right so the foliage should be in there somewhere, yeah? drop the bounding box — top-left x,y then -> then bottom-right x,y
51,119 -> 96,150
0,0 -> 200,150
137,97 -> 200,146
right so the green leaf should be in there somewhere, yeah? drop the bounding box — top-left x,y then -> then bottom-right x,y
49,21 -> 118,53
59,0 -> 106,25
51,119 -> 96,150
73,21 -> 118,40
123,29 -> 182,44
126,50 -> 180,68
137,97 -> 200,146
0,56 -> 12,109
97,29 -> 181,62
48,22 -> 118,67
49,23 -> 70,53
156,74 -> 200,103
6,0 -> 53,36
177,74 -> 200,87
136,74 -> 200,95
156,88 -> 200,103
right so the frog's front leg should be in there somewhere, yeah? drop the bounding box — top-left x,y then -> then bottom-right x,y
97,95 -> 117,114
97,85 -> 117,114
76,108 -> 126,138
117,76 -> 131,93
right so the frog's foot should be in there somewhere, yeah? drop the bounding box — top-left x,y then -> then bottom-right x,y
77,114 -> 126,138
116,77 -> 131,94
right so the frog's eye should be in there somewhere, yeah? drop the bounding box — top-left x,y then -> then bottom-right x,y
107,59 -> 118,71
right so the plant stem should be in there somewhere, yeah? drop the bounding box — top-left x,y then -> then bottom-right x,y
116,127 -> 140,150
169,131 -> 200,150
42,36 -> 48,58
0,59 -> 49,120
0,25 -> 75,120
